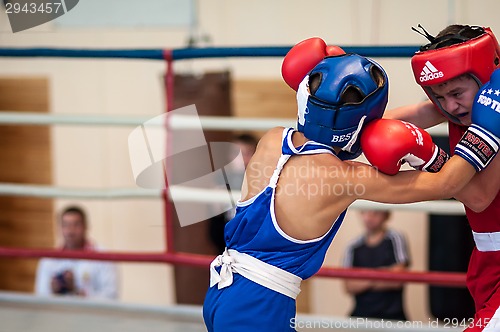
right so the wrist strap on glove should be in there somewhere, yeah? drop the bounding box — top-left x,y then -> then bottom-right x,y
421,146 -> 449,173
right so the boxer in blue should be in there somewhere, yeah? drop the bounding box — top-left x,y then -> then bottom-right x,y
203,38 -> 500,332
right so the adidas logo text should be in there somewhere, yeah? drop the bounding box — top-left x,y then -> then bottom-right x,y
419,61 -> 444,82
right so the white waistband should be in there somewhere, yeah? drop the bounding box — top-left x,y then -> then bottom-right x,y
209,248 -> 302,299
473,231 -> 500,252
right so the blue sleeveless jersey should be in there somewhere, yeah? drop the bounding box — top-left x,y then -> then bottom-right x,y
203,127 -> 347,332
224,127 -> 346,279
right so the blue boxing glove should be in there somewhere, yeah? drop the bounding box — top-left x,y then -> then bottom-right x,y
455,69 -> 500,171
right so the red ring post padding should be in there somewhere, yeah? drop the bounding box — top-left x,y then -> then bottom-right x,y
162,49 -> 176,254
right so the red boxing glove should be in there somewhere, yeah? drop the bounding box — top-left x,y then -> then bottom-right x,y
281,37 -> 345,91
360,119 -> 449,175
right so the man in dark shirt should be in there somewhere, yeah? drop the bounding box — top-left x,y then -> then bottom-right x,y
342,210 -> 410,321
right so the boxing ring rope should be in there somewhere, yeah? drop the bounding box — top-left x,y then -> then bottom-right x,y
0,291 -> 460,332
0,111 -> 449,134
0,45 -> 420,59
0,183 -> 463,213
0,44 -> 465,289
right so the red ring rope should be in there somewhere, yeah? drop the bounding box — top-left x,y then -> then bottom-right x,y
0,246 -> 465,287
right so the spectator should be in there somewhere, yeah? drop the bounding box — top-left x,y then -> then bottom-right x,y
343,210 -> 410,321
208,133 -> 258,253
35,206 -> 119,299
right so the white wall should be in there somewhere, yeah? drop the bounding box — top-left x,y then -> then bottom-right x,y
0,0 -> 498,318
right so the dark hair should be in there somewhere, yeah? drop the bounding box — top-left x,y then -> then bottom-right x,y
436,24 -> 485,39
414,24 -> 485,51
60,206 -> 87,228
233,133 -> 258,148
361,209 -> 391,219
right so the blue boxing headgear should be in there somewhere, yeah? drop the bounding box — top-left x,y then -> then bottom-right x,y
296,54 -> 389,160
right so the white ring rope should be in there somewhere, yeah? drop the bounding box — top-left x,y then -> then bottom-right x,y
0,111 -> 455,213
0,111 -> 295,130
0,291 -> 460,332
0,183 -> 161,199
0,111 -> 448,135
0,183 -> 465,214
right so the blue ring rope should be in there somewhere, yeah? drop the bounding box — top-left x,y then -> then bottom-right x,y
0,46 -> 419,60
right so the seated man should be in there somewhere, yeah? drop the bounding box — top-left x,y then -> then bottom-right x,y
35,206 -> 119,299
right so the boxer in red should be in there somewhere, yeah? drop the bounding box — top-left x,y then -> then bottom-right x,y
384,25 -> 500,331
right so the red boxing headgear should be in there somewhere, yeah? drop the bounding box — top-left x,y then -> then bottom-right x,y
411,27 -> 500,124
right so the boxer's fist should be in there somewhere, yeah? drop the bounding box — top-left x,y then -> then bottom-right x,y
281,37 -> 345,91
455,69 -> 500,171
361,119 -> 449,175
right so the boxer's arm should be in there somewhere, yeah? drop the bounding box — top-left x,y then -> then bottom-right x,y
384,102 -> 499,210
384,100 -> 446,129
454,154 -> 500,212
344,157 -> 476,204
360,95 -> 500,204
451,70 -> 500,209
